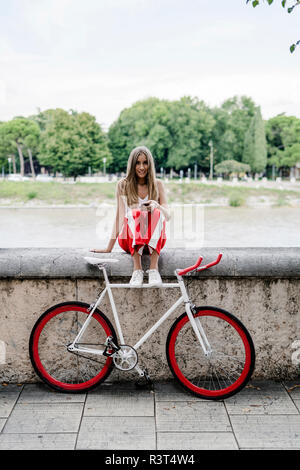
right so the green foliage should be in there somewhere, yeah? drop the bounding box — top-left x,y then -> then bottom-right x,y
265,114 -> 300,169
38,109 -> 112,177
1,118 -> 39,147
1,99 -> 299,178
0,122 -> 14,170
27,191 -> 37,200
229,194 -> 245,207
215,159 -> 251,175
0,117 -> 40,175
211,96 -> 256,165
246,0 -> 300,52
108,96 -> 215,172
242,107 -> 267,173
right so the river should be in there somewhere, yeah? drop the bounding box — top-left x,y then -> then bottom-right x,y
0,205 -> 299,249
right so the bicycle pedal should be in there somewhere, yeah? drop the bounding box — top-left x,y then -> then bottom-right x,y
103,336 -> 120,357
134,369 -> 153,390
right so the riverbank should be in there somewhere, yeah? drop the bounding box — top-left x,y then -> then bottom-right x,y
0,180 -> 300,207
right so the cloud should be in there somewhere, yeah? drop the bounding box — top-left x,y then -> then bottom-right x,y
0,0 -> 299,126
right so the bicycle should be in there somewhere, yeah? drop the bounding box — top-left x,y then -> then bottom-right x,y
29,253 -> 255,400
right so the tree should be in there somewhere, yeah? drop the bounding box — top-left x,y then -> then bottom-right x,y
24,122 -> 40,178
38,109 -> 112,178
215,159 -> 251,176
265,114 -> 300,174
0,118 -> 40,176
211,96 -> 256,165
166,97 -> 215,171
242,107 -> 267,173
108,97 -> 173,172
0,123 -> 17,173
108,96 -> 215,172
72,111 -> 112,175
246,0 -> 300,52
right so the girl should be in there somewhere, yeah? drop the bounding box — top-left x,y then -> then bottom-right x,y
91,146 -> 170,287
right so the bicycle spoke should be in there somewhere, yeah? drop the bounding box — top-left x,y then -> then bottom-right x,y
167,308 -> 255,398
29,303 -> 116,392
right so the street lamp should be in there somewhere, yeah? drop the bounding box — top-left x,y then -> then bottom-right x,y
209,140 -> 214,180
103,157 -> 107,177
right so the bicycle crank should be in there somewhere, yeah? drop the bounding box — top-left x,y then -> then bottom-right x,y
113,345 -> 138,371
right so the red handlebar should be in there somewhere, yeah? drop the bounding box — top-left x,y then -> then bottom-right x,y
196,253 -> 223,272
177,256 -> 203,276
177,253 -> 222,276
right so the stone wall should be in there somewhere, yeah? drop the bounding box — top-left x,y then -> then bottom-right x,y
0,247 -> 299,383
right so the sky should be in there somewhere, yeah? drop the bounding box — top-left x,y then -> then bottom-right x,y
0,0 -> 299,130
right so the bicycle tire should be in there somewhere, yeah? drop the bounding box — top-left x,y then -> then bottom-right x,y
166,306 -> 255,400
29,301 -> 117,393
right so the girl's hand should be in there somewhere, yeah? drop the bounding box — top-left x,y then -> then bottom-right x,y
142,200 -> 159,212
90,248 -> 112,253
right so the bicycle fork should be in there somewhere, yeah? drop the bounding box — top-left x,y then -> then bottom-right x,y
185,303 -> 212,357
176,273 -> 212,357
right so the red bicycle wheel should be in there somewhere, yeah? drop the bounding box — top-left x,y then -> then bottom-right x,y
166,306 -> 255,399
29,302 -> 117,393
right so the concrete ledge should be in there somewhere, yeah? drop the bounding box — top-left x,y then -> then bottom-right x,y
0,247 -> 299,383
0,247 -> 300,279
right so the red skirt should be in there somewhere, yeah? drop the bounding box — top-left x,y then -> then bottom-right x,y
118,207 -> 166,256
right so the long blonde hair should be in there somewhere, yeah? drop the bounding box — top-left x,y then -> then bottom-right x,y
119,146 -> 159,207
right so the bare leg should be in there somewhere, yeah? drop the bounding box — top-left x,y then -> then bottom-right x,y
149,249 -> 159,270
132,247 -> 142,271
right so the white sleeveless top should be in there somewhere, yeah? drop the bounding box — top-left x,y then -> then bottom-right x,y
124,194 -> 148,217
138,195 -> 148,207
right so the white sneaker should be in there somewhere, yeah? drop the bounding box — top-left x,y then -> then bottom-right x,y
147,269 -> 162,287
129,269 -> 144,287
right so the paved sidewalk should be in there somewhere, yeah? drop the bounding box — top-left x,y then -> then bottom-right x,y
0,379 -> 299,450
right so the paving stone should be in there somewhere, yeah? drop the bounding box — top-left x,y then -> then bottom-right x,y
231,415 -> 300,449
0,433 -> 77,450
225,380 -> 298,415
3,403 -> 84,434
76,416 -> 155,450
284,381 -> 300,399
156,401 -> 231,432
1,380 -> 299,450
284,381 -> 300,413
0,385 -> 22,418
157,432 -> 238,450
0,392 -> 20,418
0,419 -> 6,432
154,381 -> 204,402
0,384 -> 23,393
84,388 -> 154,416
19,383 -> 86,403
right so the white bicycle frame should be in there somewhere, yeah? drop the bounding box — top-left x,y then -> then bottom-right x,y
68,260 -> 212,376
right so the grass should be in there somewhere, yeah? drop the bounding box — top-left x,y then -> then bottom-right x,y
26,191 -> 38,200
0,180 -> 299,207
166,182 -> 298,207
0,181 -> 115,205
274,194 -> 290,207
229,194 -> 245,207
